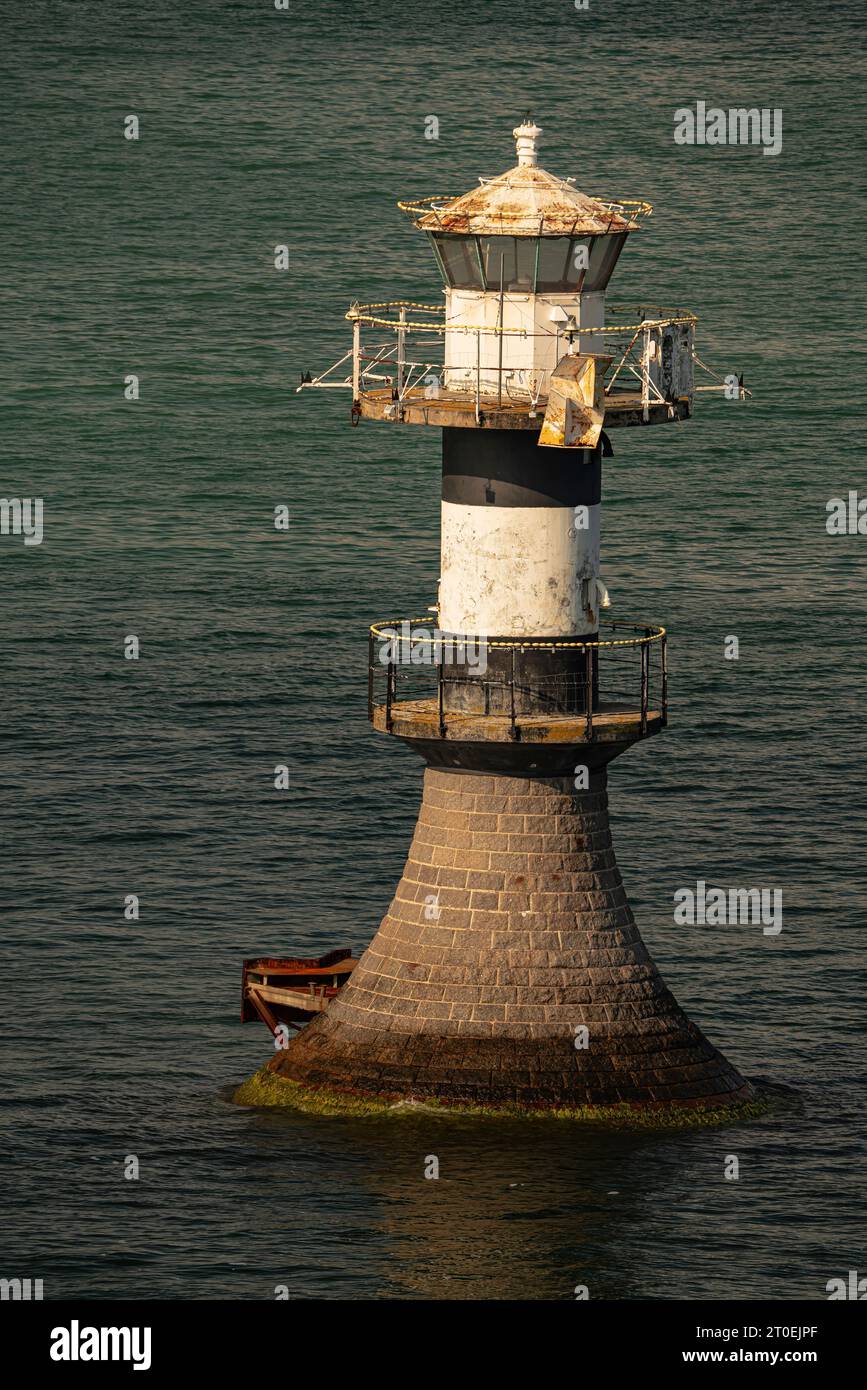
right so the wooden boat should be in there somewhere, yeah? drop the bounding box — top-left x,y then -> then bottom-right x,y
241,949 -> 357,1035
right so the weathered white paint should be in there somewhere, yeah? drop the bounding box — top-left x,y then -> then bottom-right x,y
439,501 -> 601,636
644,320 -> 695,402
443,288 -> 606,397
513,119 -> 543,166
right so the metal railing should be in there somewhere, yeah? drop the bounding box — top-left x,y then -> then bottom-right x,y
297,301 -> 697,421
396,194 -> 655,233
368,617 -> 667,742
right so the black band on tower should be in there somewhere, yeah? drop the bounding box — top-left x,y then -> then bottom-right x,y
442,427 -> 601,507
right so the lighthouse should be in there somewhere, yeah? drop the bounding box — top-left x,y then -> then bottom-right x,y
256,121 -> 751,1113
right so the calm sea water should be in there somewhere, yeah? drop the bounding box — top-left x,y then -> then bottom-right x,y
1,0 -> 865,1300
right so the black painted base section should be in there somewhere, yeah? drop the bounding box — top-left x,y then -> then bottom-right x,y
442,426 -> 601,508
403,733 -> 653,775
442,634 -> 599,715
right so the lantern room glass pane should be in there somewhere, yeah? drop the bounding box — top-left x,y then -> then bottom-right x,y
564,239 -> 592,289
512,238 -> 536,289
432,236 -> 483,289
584,233 -> 627,291
480,236 -> 514,288
536,238 -> 572,291
431,231 -> 627,292
479,237 -> 537,290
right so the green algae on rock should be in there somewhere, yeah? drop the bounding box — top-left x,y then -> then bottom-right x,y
233,1064 -> 767,1129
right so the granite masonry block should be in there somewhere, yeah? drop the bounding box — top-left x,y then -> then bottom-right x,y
274,767 -> 751,1109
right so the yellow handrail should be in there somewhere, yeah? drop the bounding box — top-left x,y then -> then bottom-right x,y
396,194 -> 654,221
347,301 -> 697,336
370,617 -> 665,651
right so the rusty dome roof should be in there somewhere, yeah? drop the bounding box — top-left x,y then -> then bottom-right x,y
400,121 -> 650,238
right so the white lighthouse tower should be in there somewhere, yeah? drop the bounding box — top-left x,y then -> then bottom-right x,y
433,118 -> 619,657
255,120 -> 751,1115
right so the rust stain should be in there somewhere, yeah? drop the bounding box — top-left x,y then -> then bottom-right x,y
372,700 -> 663,747
356,387 -> 690,432
411,164 -> 643,237
539,353 -> 609,449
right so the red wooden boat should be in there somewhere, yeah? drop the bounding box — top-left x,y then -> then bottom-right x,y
241,949 -> 357,1035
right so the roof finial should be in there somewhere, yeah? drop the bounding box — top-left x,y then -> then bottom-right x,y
513,117 -> 542,167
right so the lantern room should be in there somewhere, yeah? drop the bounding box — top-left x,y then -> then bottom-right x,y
297,117 -> 746,436
402,119 -> 647,393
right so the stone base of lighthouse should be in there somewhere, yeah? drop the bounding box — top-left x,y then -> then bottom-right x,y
260,768 -> 751,1112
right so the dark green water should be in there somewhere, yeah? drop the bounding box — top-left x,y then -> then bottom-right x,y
1,0 -> 865,1299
